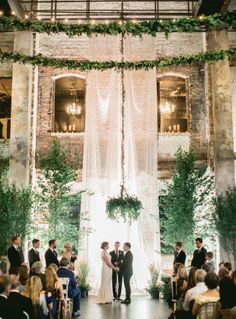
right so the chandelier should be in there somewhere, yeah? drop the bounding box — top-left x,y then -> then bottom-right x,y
66,82 -> 82,116
66,102 -> 82,116
160,101 -> 175,113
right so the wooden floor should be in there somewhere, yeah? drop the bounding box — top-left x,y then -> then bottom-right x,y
80,295 -> 170,319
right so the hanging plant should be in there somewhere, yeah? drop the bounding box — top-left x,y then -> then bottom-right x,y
106,31 -> 142,224
106,190 -> 143,224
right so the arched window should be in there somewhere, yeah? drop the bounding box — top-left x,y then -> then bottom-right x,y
0,77 -> 11,139
54,76 -> 86,133
157,75 -> 188,133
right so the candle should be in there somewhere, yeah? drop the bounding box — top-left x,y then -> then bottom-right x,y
68,125 -> 72,131
64,125 -> 67,131
168,126 -> 172,131
173,125 -> 177,131
72,124 -> 75,131
177,124 -> 180,131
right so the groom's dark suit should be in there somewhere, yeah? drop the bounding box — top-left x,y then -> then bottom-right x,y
110,250 -> 124,299
121,250 -> 133,302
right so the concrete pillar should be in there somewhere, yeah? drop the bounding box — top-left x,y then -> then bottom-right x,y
9,31 -> 33,187
208,30 -> 235,192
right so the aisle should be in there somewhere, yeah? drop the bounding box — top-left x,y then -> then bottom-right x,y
80,295 -> 170,319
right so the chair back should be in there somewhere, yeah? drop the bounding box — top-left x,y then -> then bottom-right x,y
198,301 -> 220,319
59,277 -> 70,300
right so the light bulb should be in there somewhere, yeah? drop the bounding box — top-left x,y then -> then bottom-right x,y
65,18 -> 68,23
12,11 -> 15,15
25,14 -> 29,19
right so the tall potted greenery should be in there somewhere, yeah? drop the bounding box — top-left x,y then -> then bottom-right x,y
37,139 -> 83,251
76,261 -> 91,297
146,264 -> 162,299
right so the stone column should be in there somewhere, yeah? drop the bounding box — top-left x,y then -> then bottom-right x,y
208,30 -> 235,192
9,32 -> 33,188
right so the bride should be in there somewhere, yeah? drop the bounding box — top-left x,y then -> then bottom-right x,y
96,241 -> 119,304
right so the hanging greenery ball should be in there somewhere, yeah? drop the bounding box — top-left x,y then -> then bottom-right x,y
106,194 -> 143,224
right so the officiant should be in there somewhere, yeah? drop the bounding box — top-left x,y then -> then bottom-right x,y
110,241 -> 124,301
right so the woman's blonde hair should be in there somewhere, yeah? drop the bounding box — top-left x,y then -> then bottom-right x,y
45,266 -> 58,290
177,265 -> 187,280
64,242 -> 72,251
23,276 -> 42,304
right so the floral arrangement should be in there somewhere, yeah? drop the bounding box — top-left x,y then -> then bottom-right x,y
146,264 -> 162,299
106,193 -> 142,224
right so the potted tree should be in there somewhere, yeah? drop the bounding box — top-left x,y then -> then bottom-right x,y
146,264 -> 162,299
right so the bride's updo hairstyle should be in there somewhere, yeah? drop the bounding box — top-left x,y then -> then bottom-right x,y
101,241 -> 109,249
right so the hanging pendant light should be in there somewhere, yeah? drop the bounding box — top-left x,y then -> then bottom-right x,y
66,82 -> 82,116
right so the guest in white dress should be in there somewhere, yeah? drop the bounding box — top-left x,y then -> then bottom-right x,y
96,241 -> 119,304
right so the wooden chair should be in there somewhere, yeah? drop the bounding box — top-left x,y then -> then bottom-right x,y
59,277 -> 73,318
198,301 -> 221,319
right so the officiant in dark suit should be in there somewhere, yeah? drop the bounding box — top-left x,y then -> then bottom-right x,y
7,235 -> 24,275
28,239 -> 40,269
120,242 -> 133,304
45,239 -> 59,267
110,241 -> 124,300
191,237 -> 207,269
173,241 -> 186,265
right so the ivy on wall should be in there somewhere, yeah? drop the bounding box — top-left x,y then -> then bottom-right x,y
0,47 -> 235,71
0,12 -> 236,36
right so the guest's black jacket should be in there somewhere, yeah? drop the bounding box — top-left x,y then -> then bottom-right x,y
219,277 -> 236,309
28,248 -> 40,268
8,291 -> 35,319
121,250 -> 133,277
45,248 -> 59,267
7,245 -> 24,273
0,295 -> 25,319
173,250 -> 186,265
191,247 -> 207,269
110,250 -> 124,268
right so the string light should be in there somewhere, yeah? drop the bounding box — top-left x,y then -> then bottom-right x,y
119,20 -> 122,25
64,18 -> 68,23
51,16 -> 55,22
106,20 -> 109,24
132,19 -> 136,24
0,11 -> 3,16
25,14 -> 29,19
37,16 -> 42,20
11,11 -> 15,16
92,20 -> 95,24
159,19 -> 163,23
78,19 -> 81,24
199,15 -> 204,20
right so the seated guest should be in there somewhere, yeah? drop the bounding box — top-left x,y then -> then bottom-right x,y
31,261 -> 46,290
57,257 -> 81,318
219,268 -> 236,310
19,264 -> 29,292
223,262 -> 232,274
0,275 -> 25,319
23,276 -> 49,319
173,242 -> 186,266
45,265 -> 65,319
186,267 -> 198,290
45,240 -> 59,268
176,265 -> 188,299
61,242 -> 77,271
50,263 -> 59,273
204,252 -> 215,273
183,269 -> 207,312
192,272 -> 220,319
7,235 -> 25,274
8,274 -> 35,319
28,239 -> 40,269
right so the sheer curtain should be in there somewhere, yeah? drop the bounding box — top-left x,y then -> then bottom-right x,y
80,34 -> 160,292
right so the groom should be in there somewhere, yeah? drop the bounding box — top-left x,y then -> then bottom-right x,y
120,242 -> 133,304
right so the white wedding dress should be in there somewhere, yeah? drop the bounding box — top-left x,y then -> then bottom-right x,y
96,251 -> 112,304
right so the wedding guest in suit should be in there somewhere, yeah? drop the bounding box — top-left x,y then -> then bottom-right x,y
45,239 -> 59,267
7,235 -> 25,275
110,241 -> 124,301
57,257 -> 81,318
0,275 -> 25,319
121,242 -> 133,304
191,238 -> 207,269
173,242 -> 186,265
8,274 -> 35,319
28,239 -> 40,269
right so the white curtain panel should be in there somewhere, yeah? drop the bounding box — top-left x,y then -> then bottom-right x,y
80,34 -> 160,292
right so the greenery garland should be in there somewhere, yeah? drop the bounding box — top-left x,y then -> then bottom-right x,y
0,48 -> 236,71
0,12 -> 236,36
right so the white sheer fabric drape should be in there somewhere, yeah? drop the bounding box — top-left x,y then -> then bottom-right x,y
80,35 -> 160,292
